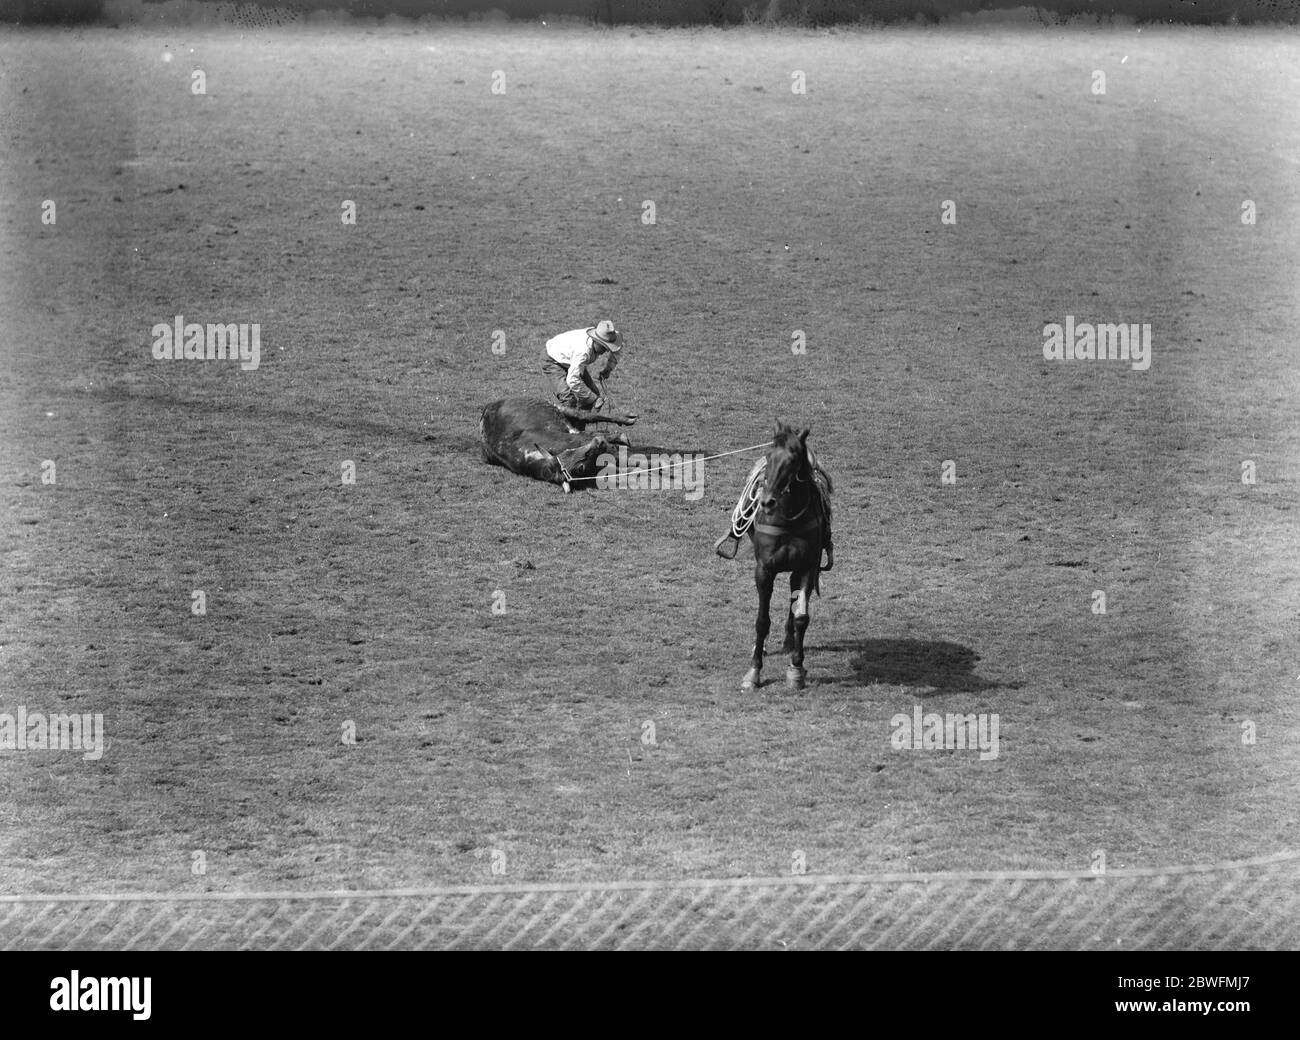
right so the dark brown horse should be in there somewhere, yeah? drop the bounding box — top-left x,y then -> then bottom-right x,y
741,421 -> 833,691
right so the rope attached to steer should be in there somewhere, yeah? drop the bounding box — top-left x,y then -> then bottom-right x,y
563,440 -> 773,486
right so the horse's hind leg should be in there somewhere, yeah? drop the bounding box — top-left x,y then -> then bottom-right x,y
742,563 -> 774,691
786,570 -> 814,690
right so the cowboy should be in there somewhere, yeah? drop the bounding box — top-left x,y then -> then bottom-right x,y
542,319 -> 623,413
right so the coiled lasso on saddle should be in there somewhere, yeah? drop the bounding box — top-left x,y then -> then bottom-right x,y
727,458 -> 768,538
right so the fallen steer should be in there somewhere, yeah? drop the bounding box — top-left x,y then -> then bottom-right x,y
479,397 -> 638,492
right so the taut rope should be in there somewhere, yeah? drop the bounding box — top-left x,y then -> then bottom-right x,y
564,441 -> 773,485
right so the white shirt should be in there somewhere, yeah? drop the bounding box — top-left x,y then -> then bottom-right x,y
545,328 -> 618,400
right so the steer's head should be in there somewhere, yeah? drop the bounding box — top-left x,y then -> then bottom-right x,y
561,435 -> 611,481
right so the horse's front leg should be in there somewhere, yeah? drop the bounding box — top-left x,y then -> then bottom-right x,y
786,569 -> 815,690
782,572 -> 798,653
742,562 -> 775,690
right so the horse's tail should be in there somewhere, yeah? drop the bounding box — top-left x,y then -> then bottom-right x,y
814,471 -> 833,595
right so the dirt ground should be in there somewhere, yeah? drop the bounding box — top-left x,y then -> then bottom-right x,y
1,20 -> 1298,898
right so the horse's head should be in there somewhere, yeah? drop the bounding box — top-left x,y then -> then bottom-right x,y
761,420 -> 811,513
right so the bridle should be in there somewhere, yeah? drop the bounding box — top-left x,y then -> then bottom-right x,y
758,444 -> 819,531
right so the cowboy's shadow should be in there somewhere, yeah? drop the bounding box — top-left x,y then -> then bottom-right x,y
808,638 -> 1019,694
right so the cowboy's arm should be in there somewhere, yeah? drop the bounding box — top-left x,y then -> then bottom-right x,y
566,343 -> 601,407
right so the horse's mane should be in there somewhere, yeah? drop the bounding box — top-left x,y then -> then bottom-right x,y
772,423 -> 805,454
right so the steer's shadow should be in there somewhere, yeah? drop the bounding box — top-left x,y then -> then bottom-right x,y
809,638 -> 1018,694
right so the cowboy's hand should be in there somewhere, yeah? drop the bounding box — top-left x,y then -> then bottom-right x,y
593,396 -> 606,412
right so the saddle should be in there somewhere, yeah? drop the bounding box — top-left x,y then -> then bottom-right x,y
715,455 -> 833,569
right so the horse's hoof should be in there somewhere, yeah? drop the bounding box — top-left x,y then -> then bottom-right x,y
741,668 -> 761,690
786,666 -> 807,690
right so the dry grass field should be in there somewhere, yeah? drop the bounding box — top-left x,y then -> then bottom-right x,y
1,17 -> 1298,932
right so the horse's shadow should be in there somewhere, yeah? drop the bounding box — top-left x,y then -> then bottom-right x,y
808,638 -> 1018,694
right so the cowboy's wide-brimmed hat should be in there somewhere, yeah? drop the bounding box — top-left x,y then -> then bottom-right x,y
588,319 -> 622,352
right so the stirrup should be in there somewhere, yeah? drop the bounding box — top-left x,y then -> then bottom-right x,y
820,545 -> 834,571
714,532 -> 741,560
